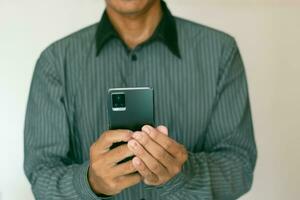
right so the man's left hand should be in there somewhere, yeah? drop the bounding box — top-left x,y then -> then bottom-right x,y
127,125 -> 188,186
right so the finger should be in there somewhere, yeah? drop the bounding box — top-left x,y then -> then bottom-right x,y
156,125 -> 168,135
132,131 -> 176,169
132,157 -> 158,184
96,130 -> 133,152
128,139 -> 168,177
106,144 -> 134,165
112,160 -> 137,177
116,173 -> 142,191
142,125 -> 182,158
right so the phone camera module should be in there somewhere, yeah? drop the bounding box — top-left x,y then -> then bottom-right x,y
112,93 -> 126,111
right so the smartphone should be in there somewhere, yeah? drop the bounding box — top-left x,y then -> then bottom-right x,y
107,87 -> 155,152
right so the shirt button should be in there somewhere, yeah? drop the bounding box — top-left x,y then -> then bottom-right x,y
131,54 -> 137,61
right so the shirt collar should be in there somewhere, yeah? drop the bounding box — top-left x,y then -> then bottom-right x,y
95,1 -> 181,58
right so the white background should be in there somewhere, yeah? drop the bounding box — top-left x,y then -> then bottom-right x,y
0,0 -> 299,199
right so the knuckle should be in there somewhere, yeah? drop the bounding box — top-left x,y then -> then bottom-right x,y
172,165 -> 181,175
90,163 -> 98,173
89,147 -> 95,159
151,163 -> 160,172
89,143 -> 95,152
90,162 -> 108,179
90,143 -> 99,156
108,181 -> 117,191
156,149 -> 165,159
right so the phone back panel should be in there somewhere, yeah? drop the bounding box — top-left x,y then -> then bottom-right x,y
108,87 -> 154,131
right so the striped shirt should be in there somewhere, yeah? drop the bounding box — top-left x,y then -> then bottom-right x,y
24,1 -> 257,200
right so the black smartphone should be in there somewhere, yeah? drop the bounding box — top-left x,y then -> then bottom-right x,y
107,87 -> 155,155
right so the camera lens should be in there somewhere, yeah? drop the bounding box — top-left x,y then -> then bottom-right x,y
112,93 -> 125,108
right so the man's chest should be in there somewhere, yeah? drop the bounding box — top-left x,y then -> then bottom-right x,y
67,45 -> 218,160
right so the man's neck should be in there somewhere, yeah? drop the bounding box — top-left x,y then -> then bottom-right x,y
106,1 -> 162,49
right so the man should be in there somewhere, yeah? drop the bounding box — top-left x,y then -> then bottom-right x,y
24,0 -> 257,199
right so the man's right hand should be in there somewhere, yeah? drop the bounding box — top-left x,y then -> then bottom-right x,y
88,130 -> 142,196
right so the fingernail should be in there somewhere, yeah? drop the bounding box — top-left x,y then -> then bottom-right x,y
142,125 -> 151,134
156,125 -> 168,135
128,140 -> 137,149
133,157 -> 141,165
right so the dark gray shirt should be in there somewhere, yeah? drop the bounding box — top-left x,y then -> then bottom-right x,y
24,2 -> 257,200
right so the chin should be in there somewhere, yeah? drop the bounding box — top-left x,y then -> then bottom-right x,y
106,0 -> 158,16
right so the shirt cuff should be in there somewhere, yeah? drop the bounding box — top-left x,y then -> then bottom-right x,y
73,161 -> 113,200
144,152 -> 193,197
143,164 -> 189,197
158,169 -> 188,197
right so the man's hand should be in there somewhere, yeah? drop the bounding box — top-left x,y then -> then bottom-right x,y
88,130 -> 142,196
127,125 -> 188,186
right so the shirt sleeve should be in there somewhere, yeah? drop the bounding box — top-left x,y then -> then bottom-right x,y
24,48 -> 108,200
156,38 -> 257,200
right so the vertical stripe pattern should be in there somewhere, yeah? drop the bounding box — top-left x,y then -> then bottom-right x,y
24,17 -> 257,200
